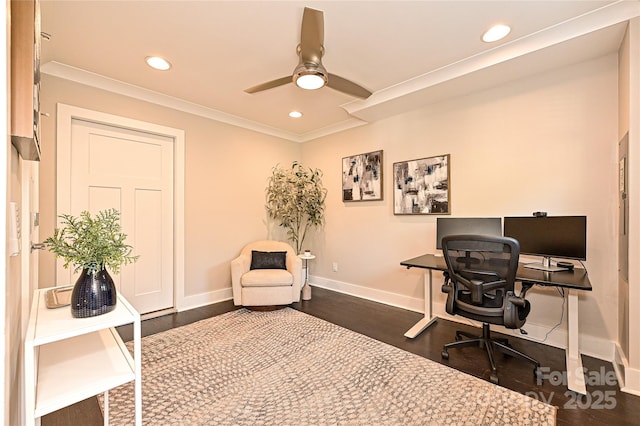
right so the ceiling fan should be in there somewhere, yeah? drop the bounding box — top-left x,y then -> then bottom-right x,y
244,7 -> 372,99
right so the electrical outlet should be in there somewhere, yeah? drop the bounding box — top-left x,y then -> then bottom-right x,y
332,262 -> 338,272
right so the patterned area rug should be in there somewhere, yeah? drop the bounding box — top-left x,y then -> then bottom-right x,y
101,308 -> 556,425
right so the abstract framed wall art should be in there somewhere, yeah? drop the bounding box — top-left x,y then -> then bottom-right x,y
342,150 -> 383,202
393,154 -> 450,215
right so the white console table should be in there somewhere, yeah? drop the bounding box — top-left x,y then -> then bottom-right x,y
24,287 -> 142,425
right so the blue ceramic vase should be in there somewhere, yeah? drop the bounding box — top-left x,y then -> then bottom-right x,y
71,268 -> 117,318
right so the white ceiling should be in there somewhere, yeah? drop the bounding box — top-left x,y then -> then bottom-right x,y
39,1 -> 640,142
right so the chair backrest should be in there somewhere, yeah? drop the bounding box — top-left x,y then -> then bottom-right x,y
241,240 -> 295,256
442,234 -> 520,305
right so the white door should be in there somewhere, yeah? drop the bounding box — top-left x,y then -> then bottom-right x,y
66,118 -> 175,314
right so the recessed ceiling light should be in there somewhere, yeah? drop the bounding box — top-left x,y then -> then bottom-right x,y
289,111 -> 303,118
482,24 -> 511,43
145,56 -> 171,71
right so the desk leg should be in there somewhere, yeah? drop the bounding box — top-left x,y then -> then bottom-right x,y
566,289 -> 587,395
404,269 -> 438,338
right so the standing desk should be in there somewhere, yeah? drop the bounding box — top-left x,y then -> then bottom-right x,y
400,253 -> 592,394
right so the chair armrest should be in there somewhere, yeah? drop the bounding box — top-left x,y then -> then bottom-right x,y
287,254 -> 303,291
231,254 -> 251,305
441,271 -> 452,294
504,290 -> 531,329
440,271 -> 455,315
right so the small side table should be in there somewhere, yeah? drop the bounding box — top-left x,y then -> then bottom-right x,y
298,253 -> 316,301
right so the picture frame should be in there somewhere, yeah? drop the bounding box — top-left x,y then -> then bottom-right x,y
393,154 -> 450,215
342,150 -> 383,202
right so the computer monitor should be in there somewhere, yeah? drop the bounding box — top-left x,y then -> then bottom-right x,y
436,217 -> 502,249
503,216 -> 587,271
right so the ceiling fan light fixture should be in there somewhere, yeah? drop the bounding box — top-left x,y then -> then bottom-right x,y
482,24 -> 511,42
294,63 -> 327,90
296,73 -> 325,90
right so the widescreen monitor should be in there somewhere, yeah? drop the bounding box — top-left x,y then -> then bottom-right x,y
503,216 -> 587,271
436,217 -> 502,249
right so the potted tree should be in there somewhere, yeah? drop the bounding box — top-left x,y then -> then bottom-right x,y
44,209 -> 139,318
265,161 -> 327,254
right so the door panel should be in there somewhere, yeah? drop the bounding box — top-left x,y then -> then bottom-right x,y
134,189 -> 163,296
68,119 -> 174,314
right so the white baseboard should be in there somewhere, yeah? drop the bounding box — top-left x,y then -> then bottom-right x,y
310,275 -> 424,313
310,275 -> 617,365
441,314 -> 615,362
614,344 -> 640,396
623,367 -> 640,396
176,287 -> 233,312
579,334 -> 617,362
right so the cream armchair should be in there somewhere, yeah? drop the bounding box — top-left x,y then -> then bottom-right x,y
231,240 -> 302,306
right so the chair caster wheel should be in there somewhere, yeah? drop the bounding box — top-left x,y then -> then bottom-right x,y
441,351 -> 449,360
490,373 -> 499,384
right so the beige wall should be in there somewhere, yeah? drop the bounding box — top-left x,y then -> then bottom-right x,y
38,75 -> 301,298
301,54 -> 619,354
38,53 -> 620,358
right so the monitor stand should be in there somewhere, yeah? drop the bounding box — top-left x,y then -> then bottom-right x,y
524,256 -> 564,272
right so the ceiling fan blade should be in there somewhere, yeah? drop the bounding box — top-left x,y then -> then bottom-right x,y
299,7 -> 324,64
327,74 -> 372,99
244,76 -> 292,94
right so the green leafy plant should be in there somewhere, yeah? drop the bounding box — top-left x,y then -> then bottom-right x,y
44,209 -> 139,274
266,161 -> 327,254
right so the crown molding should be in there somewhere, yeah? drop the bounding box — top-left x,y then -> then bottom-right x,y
41,61 -> 308,142
342,0 -> 640,122
297,118 -> 368,142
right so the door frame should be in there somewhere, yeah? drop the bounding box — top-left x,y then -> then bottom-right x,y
56,103 -> 186,310
20,159 -> 38,336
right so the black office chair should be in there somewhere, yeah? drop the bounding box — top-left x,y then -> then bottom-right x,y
440,234 -> 540,384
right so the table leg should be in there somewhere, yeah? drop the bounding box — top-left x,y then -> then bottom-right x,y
302,282 -> 312,300
302,259 -> 311,300
405,269 -> 438,338
566,289 -> 587,394
25,341 -> 36,426
134,316 -> 142,425
103,391 -> 109,426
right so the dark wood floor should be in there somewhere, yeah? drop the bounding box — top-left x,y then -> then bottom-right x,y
43,287 -> 640,425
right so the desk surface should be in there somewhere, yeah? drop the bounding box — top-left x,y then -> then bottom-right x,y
400,253 -> 592,291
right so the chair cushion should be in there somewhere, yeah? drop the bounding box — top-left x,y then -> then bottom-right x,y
250,250 -> 287,270
241,269 -> 294,287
